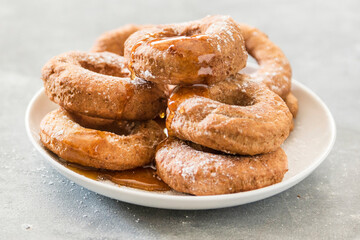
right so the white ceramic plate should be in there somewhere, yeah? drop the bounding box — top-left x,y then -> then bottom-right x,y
26,65 -> 336,210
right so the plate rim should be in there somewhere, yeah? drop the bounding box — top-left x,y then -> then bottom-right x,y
25,79 -> 336,210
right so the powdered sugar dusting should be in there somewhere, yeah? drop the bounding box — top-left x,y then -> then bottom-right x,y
198,54 -> 215,63
143,70 -> 154,79
198,67 -> 213,75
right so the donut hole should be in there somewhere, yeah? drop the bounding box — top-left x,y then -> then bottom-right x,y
182,26 -> 201,36
68,112 -> 135,136
158,26 -> 200,38
79,61 -> 128,78
95,121 -> 136,136
187,141 -> 241,156
214,90 -> 254,107
187,141 -> 222,154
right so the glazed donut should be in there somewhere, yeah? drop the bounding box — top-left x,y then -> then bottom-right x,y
238,24 -> 292,99
156,137 -> 288,196
124,15 -> 248,85
166,74 -> 293,155
40,108 -> 166,170
41,51 -> 167,120
91,24 -> 153,55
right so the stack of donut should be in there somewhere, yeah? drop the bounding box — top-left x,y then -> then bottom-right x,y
40,15 -> 298,196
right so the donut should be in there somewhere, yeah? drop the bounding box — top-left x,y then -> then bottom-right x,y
238,24 -> 292,99
91,24 -> 153,55
41,51 -> 167,120
284,92 -> 298,118
40,108 -> 166,170
166,74 -> 293,155
155,137 -> 288,196
124,15 -> 248,85
284,92 -> 298,131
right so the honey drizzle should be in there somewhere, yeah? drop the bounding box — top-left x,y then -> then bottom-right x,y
128,40 -> 142,80
159,111 -> 166,119
166,84 -> 209,135
120,82 -> 135,117
129,34 -> 154,80
149,35 -> 208,51
63,161 -> 170,191
128,33 -> 212,81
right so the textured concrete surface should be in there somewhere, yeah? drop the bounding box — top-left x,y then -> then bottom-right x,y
1,0 -> 359,239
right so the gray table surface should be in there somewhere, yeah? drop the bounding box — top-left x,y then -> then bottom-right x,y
1,0 -> 359,239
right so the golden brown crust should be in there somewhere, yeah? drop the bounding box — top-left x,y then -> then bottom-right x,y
91,24 -> 153,55
285,92 -> 298,118
166,75 -> 293,155
40,109 -> 166,170
155,137 -> 288,196
41,51 -> 167,120
285,92 -> 298,131
239,24 -> 292,99
124,15 -> 248,85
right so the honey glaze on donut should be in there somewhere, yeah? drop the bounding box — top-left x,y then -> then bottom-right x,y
40,109 -> 166,170
168,84 -> 209,111
166,75 -> 293,155
124,15 -> 248,85
166,84 -> 209,135
128,34 -> 214,81
61,161 -> 170,191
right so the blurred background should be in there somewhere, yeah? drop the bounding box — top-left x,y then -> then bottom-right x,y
1,0 -> 359,239
1,0 -> 358,121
